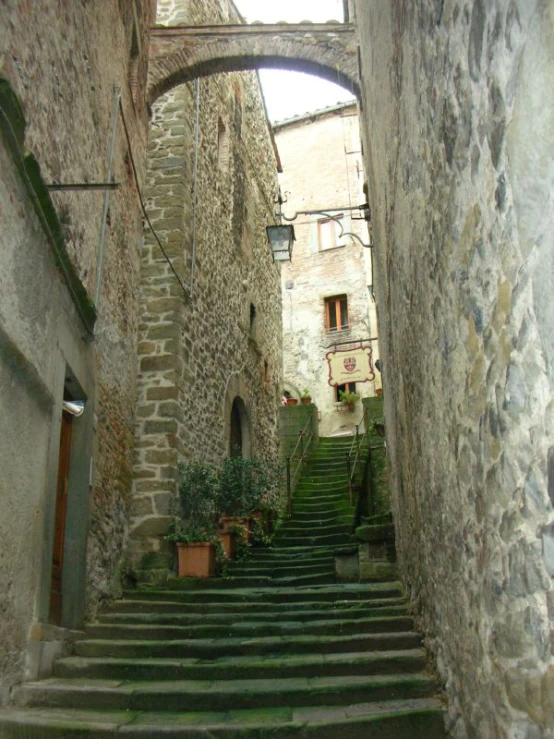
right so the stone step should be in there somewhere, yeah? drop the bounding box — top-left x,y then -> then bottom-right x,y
75,630 -> 423,660
54,647 -> 426,681
290,509 -> 355,522
0,698 -> 446,738
224,560 -> 335,577
355,524 -> 395,543
127,581 -> 403,603
277,523 -> 351,537
107,595 -> 407,617
273,532 -> 352,547
18,672 -> 438,712
291,497 -> 351,509
248,543 -> 357,558
84,614 -> 414,641
99,601 -> 409,625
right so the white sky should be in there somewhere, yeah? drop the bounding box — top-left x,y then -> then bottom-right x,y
233,0 -> 356,122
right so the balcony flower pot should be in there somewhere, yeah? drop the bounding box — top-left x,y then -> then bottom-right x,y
287,397 -> 298,406
301,389 -> 312,405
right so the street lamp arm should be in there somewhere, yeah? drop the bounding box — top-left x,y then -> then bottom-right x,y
281,209 -> 373,248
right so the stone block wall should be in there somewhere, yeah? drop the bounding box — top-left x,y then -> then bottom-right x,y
355,0 -> 554,735
130,0 -> 283,575
0,0 -> 154,700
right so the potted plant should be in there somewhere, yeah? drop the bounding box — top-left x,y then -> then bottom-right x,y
165,527 -> 216,578
339,389 -> 360,412
218,456 -> 282,542
166,460 -> 220,577
300,389 -> 312,405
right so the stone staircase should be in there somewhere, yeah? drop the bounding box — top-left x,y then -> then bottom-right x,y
0,436 -> 446,737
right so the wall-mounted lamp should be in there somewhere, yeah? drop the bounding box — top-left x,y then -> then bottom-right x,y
63,399 -> 86,417
267,188 -> 295,262
266,224 -> 295,262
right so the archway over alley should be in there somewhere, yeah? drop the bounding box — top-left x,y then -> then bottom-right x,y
147,22 -> 360,104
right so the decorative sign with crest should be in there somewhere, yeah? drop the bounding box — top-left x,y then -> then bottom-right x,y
326,345 -> 374,386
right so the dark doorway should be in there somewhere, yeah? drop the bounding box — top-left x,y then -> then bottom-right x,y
49,408 -> 73,624
230,398 -> 243,457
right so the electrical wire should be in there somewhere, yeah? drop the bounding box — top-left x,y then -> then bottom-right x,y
118,99 -> 190,301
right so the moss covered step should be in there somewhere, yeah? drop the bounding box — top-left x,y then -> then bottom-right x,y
99,602 -> 409,626
224,561 -> 335,578
84,613 -> 414,641
54,647 -> 426,682
248,541 -> 357,553
106,594 -> 407,617
18,673 -> 437,712
0,698 -> 446,739
355,524 -> 395,543
74,630 -> 423,660
288,509 -> 355,523
129,581 -> 404,602
273,532 -> 352,548
276,522 -> 352,537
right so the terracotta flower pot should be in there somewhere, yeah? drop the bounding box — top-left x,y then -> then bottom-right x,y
287,398 -> 298,406
301,397 -> 311,405
219,516 -> 248,554
218,531 -> 235,559
176,542 -> 214,578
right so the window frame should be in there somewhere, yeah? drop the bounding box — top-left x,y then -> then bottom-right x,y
324,294 -> 349,332
317,215 -> 344,251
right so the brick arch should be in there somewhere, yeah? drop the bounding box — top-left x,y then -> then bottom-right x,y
147,24 -> 360,105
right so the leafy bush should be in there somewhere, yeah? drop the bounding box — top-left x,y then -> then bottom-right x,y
177,460 -> 219,531
219,456 -> 282,518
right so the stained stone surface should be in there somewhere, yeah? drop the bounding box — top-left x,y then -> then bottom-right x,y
354,0 -> 554,735
131,0 -> 283,574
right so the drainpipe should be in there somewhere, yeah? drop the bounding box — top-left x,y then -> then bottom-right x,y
189,78 -> 201,299
94,86 -> 121,310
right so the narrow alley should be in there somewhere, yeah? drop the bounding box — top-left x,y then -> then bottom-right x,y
0,1 -> 553,737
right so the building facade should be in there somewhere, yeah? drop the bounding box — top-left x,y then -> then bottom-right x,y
130,0 -> 283,580
275,103 -> 379,437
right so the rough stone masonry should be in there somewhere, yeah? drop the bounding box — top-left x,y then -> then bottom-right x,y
354,0 -> 554,736
130,0 -> 283,579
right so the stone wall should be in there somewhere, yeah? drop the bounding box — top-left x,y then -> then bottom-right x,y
130,0 -> 283,577
354,0 -> 554,735
276,104 -> 380,437
0,0 -> 154,700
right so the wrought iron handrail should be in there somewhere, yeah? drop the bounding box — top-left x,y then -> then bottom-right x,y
285,415 -> 314,514
345,404 -> 371,504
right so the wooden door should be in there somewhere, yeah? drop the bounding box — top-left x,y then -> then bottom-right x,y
49,411 -> 73,625
230,400 -> 243,458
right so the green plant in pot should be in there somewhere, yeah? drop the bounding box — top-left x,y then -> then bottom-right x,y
165,461 -> 220,577
339,389 -> 360,411
219,456 -> 283,542
300,388 -> 312,405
